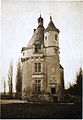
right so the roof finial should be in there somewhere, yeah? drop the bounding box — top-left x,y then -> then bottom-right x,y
50,16 -> 52,21
39,10 -> 41,17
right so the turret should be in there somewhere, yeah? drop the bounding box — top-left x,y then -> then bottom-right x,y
38,14 -> 43,26
44,16 -> 60,49
44,16 -> 61,99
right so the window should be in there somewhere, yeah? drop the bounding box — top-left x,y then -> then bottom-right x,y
45,36 -> 47,40
35,63 -> 37,72
35,80 -> 41,93
35,44 -> 41,53
38,63 -> 41,72
55,35 -> 57,40
35,63 -> 41,72
51,88 -> 55,94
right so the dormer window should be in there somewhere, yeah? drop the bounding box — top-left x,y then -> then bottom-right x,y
55,35 -> 57,40
35,43 -> 41,53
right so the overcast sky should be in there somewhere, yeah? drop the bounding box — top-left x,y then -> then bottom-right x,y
1,0 -> 83,92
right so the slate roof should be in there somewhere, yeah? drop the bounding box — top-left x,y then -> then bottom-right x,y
26,25 -> 45,47
26,16 -> 59,48
44,20 -> 60,33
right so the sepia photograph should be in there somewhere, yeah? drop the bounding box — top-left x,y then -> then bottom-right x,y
1,0 -> 83,119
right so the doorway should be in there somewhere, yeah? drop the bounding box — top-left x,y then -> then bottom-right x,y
53,96 -> 58,102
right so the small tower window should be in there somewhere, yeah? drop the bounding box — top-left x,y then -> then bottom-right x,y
55,35 -> 57,40
45,36 -> 47,40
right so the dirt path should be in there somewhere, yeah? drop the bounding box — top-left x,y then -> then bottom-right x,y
0,99 -> 26,104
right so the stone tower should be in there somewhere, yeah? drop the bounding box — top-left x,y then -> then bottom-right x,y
21,15 -> 64,102
44,16 -> 64,101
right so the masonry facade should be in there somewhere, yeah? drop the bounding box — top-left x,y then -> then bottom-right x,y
21,15 -> 64,102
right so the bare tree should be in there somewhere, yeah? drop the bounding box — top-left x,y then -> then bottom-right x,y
4,80 -> 6,94
16,59 -> 22,99
8,62 -> 13,96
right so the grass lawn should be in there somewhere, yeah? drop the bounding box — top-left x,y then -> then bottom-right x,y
0,100 -> 82,119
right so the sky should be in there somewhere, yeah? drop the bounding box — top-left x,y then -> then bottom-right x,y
1,0 -> 83,92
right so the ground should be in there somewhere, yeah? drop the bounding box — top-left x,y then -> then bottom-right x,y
0,99 -> 82,119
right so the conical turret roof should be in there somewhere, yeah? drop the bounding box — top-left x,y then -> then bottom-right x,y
27,15 -> 45,47
44,16 -> 60,33
27,26 -> 45,47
